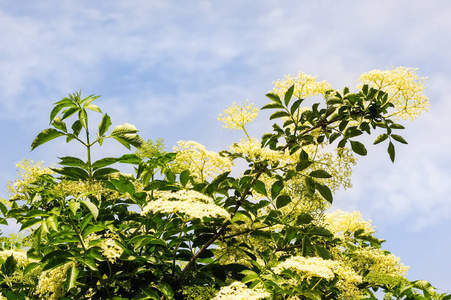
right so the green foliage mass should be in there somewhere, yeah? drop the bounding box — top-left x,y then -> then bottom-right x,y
0,74 -> 449,300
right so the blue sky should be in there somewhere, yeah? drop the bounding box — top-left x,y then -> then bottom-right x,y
0,0 -> 450,292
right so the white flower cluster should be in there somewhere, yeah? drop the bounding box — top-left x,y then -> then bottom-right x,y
141,190 -> 230,221
324,210 -> 375,240
273,71 -> 332,99
273,256 -> 337,280
84,233 -> 124,264
35,262 -> 73,300
217,100 -> 259,131
212,281 -> 269,300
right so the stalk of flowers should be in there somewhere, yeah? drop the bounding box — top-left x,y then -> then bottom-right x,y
172,140 -> 233,183
84,232 -> 124,264
35,261 -> 74,300
141,190 -> 230,221
358,66 -> 429,121
217,99 -> 259,140
272,71 -> 332,100
324,210 -> 376,240
212,281 -> 269,300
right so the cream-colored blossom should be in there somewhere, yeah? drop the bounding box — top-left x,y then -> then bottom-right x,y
212,281 -> 269,300
173,140 -> 233,182
273,256 -> 337,280
324,210 -> 375,240
100,237 -> 123,264
36,261 -> 74,300
0,250 -> 40,287
353,248 -> 409,280
358,66 -> 429,121
7,159 -> 54,200
141,190 -> 230,220
273,71 -> 332,99
217,100 -> 259,131
228,138 -> 289,164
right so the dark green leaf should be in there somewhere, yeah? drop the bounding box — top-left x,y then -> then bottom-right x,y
3,256 -> 17,275
157,282 -> 174,300
265,92 -> 282,104
284,84 -> 295,106
113,134 -> 144,149
329,132 -> 341,144
337,138 -> 347,148
296,213 -> 313,225
261,103 -> 285,110
50,101 -> 75,123
350,140 -> 367,156
276,195 -> 291,209
58,156 -> 86,168
92,167 -> 119,179
118,154 -> 142,164
390,123 -> 405,129
43,257 -> 72,271
269,110 -> 290,120
290,99 -> 303,115
180,170 -> 190,186
315,183 -> 333,203
296,160 -> 312,172
391,134 -> 408,144
91,157 -> 119,170
271,181 -> 284,199
309,170 -> 332,178
314,245 -> 332,259
52,167 -> 89,180
62,106 -> 79,120
374,133 -> 389,145
111,123 -> 139,135
66,264 -> 79,291
31,128 -> 66,151
52,117 -> 67,132
339,120 -> 348,132
252,180 -> 267,196
388,141 -> 395,162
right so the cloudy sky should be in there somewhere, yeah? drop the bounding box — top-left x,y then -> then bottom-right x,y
0,0 -> 450,292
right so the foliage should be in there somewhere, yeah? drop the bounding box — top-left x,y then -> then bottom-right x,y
0,68 -> 448,299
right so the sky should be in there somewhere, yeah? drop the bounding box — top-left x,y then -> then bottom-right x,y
0,0 -> 450,293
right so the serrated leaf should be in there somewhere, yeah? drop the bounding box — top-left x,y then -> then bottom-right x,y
98,114 -> 112,137
58,156 -> 86,168
79,109 -> 88,129
374,133 -> 389,145
315,183 -> 333,203
265,92 -> 282,104
284,84 -> 295,106
111,123 -> 139,135
84,104 -> 102,113
31,128 -> 66,151
91,157 -> 119,170
391,134 -> 408,144
80,200 -> 98,220
388,141 -> 395,162
269,110 -> 290,120
350,140 -> 367,156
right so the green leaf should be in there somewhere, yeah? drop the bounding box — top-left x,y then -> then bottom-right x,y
50,101 -> 75,123
91,157 -> 119,170
71,120 -> 82,137
3,255 -> 17,275
261,103 -> 285,110
52,167 -> 89,180
296,213 -> 313,225
80,200 -> 99,220
157,282 -> 174,300
23,262 -> 40,275
118,153 -> 142,164
31,128 -> 66,151
252,180 -> 267,196
58,156 -> 86,168
276,195 -> 291,209
84,104 -> 102,113
314,245 -> 332,259
350,140 -> 367,156
265,92 -> 282,104
69,201 -> 80,215
315,183 -> 333,203
374,133 -> 389,145
390,123 -> 405,129
111,123 -> 139,135
290,99 -> 303,115
269,110 -> 290,120
62,106 -> 79,120
388,141 -> 395,162
92,167 -> 119,179
180,170 -> 190,187
271,180 -> 284,199
66,265 -> 79,291
309,170 -> 332,178
391,134 -> 408,144
43,257 -> 72,271
284,84 -> 295,106
98,113 -> 112,137
79,109 -> 88,129
52,117 -> 67,132
113,134 -> 144,149
0,201 -> 8,216
296,160 -> 312,172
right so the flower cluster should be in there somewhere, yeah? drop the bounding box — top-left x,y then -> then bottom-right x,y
324,210 -> 375,240
173,140 -> 233,182
0,250 -> 40,287
212,281 -> 269,300
84,233 -> 124,264
141,190 -> 230,221
35,262 -> 73,300
228,138 -> 289,164
217,99 -> 259,131
358,66 -> 429,121
273,256 -> 337,280
273,71 -> 332,99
